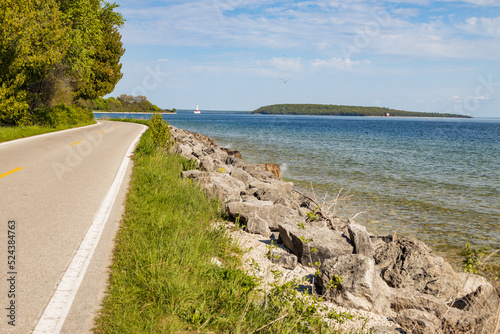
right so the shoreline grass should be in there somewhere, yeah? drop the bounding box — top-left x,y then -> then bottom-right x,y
93,118 -> 348,333
0,121 -> 96,143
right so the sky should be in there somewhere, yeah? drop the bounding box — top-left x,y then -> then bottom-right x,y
110,0 -> 500,116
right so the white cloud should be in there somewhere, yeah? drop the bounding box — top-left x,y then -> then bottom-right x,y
119,1 -> 500,62
459,16 -> 500,37
310,57 -> 370,70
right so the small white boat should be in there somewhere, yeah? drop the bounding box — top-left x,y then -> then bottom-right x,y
194,105 -> 201,114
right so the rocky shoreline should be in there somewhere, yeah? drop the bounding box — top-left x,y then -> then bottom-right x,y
170,125 -> 499,334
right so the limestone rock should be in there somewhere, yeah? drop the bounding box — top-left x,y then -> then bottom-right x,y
182,171 -> 245,202
373,235 -> 462,300
395,309 -> 441,334
390,289 -> 448,318
446,284 -> 500,334
226,202 -> 303,236
278,223 -> 353,266
230,168 -> 256,186
316,254 -> 392,315
269,249 -> 298,270
348,223 -> 374,257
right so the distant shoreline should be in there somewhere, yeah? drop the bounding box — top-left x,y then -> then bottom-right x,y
253,104 -> 473,119
93,111 -> 177,114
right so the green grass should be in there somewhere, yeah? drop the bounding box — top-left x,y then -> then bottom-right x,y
0,121 -> 96,143
93,122 -> 351,334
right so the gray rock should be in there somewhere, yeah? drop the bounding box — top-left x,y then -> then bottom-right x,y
199,156 -> 215,172
175,143 -> 193,159
182,171 -> 245,202
181,170 -> 202,179
269,249 -> 298,270
395,309 -> 441,334
446,284 -> 500,334
230,168 -> 257,186
373,235 -> 462,300
348,223 -> 374,257
316,254 -> 392,314
457,272 -> 492,295
390,289 -> 448,318
279,224 -> 354,267
227,202 -> 303,236
370,326 -> 405,334
192,143 -> 204,156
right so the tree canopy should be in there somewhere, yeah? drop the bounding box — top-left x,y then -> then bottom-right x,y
0,0 -> 125,126
77,95 -> 174,113
253,104 -> 472,118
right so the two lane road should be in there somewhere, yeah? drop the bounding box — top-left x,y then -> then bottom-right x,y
0,121 -> 147,333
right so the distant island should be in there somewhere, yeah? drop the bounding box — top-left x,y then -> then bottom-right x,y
253,104 -> 472,118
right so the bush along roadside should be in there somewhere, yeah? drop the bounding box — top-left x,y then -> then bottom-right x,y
0,104 -> 95,143
93,115 -> 350,333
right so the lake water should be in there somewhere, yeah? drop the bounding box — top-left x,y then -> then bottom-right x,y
95,111 -> 500,267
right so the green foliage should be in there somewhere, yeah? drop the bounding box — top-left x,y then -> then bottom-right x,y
76,2 -> 125,99
181,158 -> 199,171
0,0 -> 68,124
327,274 -> 344,292
253,104 -> 472,118
0,122 -> 95,143
306,208 -> 319,222
462,243 -> 488,274
326,310 -> 354,324
149,113 -> 173,149
0,0 -> 125,126
30,104 -> 94,127
79,95 -> 168,113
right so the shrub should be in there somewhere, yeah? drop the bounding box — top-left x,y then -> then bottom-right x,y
149,112 -> 172,149
29,104 -> 94,127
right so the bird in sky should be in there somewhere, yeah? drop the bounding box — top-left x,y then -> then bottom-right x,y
279,77 -> 291,84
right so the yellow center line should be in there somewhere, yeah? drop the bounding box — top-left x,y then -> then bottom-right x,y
0,167 -> 24,179
70,140 -> 83,146
99,131 -> 105,134
114,126 -> 118,129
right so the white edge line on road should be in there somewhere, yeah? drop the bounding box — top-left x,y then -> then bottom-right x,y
33,124 -> 148,334
0,122 -> 102,148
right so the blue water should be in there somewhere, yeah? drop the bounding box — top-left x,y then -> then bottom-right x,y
96,112 -> 500,266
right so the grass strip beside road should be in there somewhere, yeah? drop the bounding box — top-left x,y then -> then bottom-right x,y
93,128 -> 258,333
0,121 -> 96,143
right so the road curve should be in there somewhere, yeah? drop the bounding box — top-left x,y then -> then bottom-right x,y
0,121 -> 147,333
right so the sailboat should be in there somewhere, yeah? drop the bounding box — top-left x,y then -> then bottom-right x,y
194,105 -> 201,114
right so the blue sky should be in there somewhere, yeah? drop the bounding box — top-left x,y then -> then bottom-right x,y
110,0 -> 500,116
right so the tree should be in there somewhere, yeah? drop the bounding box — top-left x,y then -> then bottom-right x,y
76,2 -> 125,99
0,0 -> 68,125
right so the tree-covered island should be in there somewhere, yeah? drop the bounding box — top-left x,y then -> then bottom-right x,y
253,104 -> 472,118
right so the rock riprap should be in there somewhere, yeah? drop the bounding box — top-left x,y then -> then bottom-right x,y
171,125 -> 499,334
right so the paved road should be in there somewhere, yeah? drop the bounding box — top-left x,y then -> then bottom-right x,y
0,121 -> 147,333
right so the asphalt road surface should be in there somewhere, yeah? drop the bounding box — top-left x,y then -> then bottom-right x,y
0,121 -> 147,333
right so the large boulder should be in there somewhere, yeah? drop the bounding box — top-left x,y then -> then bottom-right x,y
395,308 -> 441,334
181,171 -> 245,202
316,254 -> 392,315
390,289 -> 448,318
226,202 -> 303,236
444,284 -> 500,334
278,223 -> 353,266
230,168 -> 257,186
373,235 -> 463,300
